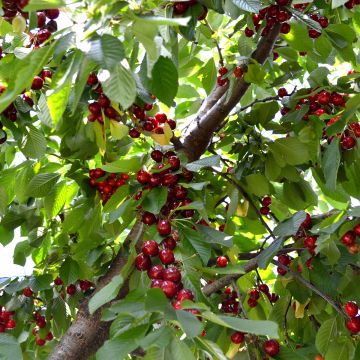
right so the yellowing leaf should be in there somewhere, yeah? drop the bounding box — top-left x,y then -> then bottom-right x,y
294,299 -> 310,318
151,122 -> 173,145
110,120 -> 128,140
236,200 -> 249,217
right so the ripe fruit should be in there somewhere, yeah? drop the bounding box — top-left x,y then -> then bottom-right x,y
36,338 -> 46,346
88,102 -> 101,114
161,280 -> 177,298
162,173 -> 178,187
353,224 -> 360,236
155,113 -> 167,123
247,298 -> 257,307
177,288 -> 194,301
260,206 -> 270,215
87,73 -> 98,85
168,156 -> 181,171
137,170 -> 151,184
162,236 -> 177,250
104,106 -> 118,119
244,27 -> 254,37
135,253 -> 151,271
157,219 -> 172,236
262,196 -> 271,207
66,284 -> 76,295
263,339 -> 280,356
37,12 -> 46,27
163,267 -> 181,282
218,67 -> 228,76
344,301 -> 358,317
31,76 -> 44,90
148,265 -> 164,280
23,287 -> 33,297
45,9 -> 60,19
304,236 -> 317,248
308,29 -> 321,39
151,150 -> 163,162
142,240 -> 159,257
278,88 -> 288,98
159,249 -> 175,265
278,254 -> 291,265
318,91 -> 330,105
346,317 -> 360,333
259,284 -> 269,293
249,289 -> 260,300
54,277 -> 63,285
79,280 -> 92,292
216,256 -> 228,267
341,231 -> 356,246
5,319 -> 16,329
142,211 -> 157,225
46,332 -> 54,341
315,355 -> 324,360
231,331 -> 245,344
41,69 -> 53,79
174,2 -> 189,14
341,136 -> 356,150
280,23 -> 290,34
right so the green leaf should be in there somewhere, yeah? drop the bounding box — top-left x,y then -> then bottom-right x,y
243,173 -> 270,197
168,337 -> 196,360
325,340 -> 354,360
102,156 -> 142,173
176,310 -> 202,338
196,225 -> 233,247
23,0 -> 67,11
26,173 -> 60,198
315,317 -> 338,354
332,0 -> 348,8
21,125 -> 47,159
269,137 -> 310,166
44,181 -> 67,218
136,16 -> 191,27
88,34 -> 125,69
110,121 -> 129,140
103,185 -> 129,213
243,101 -> 279,125
0,334 -> 23,360
59,258 -> 80,285
145,288 -> 176,318
185,155 -> 220,171
141,187 -> 168,214
257,237 -> 286,269
29,274 -> 53,292
202,311 -> 278,337
47,81 -> 72,126
14,240 -> 31,266
231,0 -> 262,13
151,56 -> 178,107
89,275 -> 124,314
100,64 -> 137,110
198,58 -> 217,95
322,138 -> 340,192
244,63 -> 266,85
273,211 -> 307,237
0,226 -> 14,246
283,22 -> 313,52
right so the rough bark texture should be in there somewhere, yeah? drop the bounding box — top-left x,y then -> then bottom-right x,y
49,24 -> 281,360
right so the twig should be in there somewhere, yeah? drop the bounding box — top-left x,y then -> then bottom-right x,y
203,19 -> 224,67
272,260 -> 346,318
231,280 -> 248,319
283,297 -> 292,341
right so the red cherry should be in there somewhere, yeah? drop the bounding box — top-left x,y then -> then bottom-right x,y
308,29 -> 321,38
346,317 -> 360,333
36,29 -> 51,44
218,67 -> 228,76
318,16 -> 329,29
174,2 -> 189,14
278,254 -> 291,265
135,253 -> 151,271
231,331 -> 245,344
353,224 -> 360,236
167,156 -> 181,171
263,339 -> 280,356
79,280 -> 92,292
341,231 -> 356,246
344,301 -> 358,317
314,108 -> 326,116
167,119 -> 176,130
142,212 -> 157,226
137,170 -> 151,184
88,102 -> 101,114
261,196 -> 272,207
66,284 -> 76,295
35,338 -> 46,346
162,173 -> 178,187
87,73 -> 98,85
281,107 -> 290,116
54,277 -> 63,285
159,249 -> 175,265
341,136 -> 356,150
163,266 -> 181,283
345,0 -> 355,8
278,87 -> 288,98
23,287 -> 33,297
249,289 -> 260,300
36,317 -> 46,328
151,150 -> 163,162
129,128 -> 141,138
277,267 -> 287,276
161,280 -> 177,298
244,27 -> 254,37
155,113 -> 167,123
260,206 -> 270,215
46,332 -> 54,341
45,9 -> 60,19
147,265 -> 164,280
259,284 -> 269,294
233,66 -> 243,78
5,319 -> 16,329
277,11 -> 288,22
37,12 -> 46,28
217,75 -> 228,86
157,219 -> 172,236
31,76 -> 44,90
304,236 -> 317,248
177,288 -> 194,301
104,106 -> 118,119
216,256 -> 228,268
247,298 -> 257,307
280,23 -> 291,34
142,240 -> 159,257
318,91 -> 331,105
149,174 -> 162,187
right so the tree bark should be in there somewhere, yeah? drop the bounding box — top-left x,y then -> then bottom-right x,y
49,24 -> 281,360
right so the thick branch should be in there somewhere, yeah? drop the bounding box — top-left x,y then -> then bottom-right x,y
49,221 -> 145,360
180,24 -> 281,161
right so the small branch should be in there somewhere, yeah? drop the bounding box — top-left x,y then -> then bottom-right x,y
272,260 -> 346,318
283,297 -> 292,341
231,280 -> 248,319
203,19 -> 224,67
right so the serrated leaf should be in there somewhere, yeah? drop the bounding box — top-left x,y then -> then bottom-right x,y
288,7 -> 322,32
26,173 -> 60,198
168,337 -> 196,360
136,16 -> 191,26
0,334 -> 23,360
59,258 -> 80,285
21,125 -> 47,159
315,317 -> 338,354
269,137 -> 310,166
185,155 -> 220,171
151,56 -> 178,107
196,224 -> 233,247
47,81 -> 72,125
44,181 -> 67,218
273,211 -> 307,237
322,138 -> 340,192
23,0 -> 67,11
176,310 -> 202,338
102,156 -> 142,173
100,64 -> 137,110
110,120 -> 129,140
232,0 -> 262,13
141,187 -> 168,214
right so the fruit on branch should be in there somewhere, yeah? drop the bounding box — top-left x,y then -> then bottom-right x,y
231,331 -> 245,344
341,136 -> 356,150
23,287 -> 33,297
142,240 -> 159,257
66,284 -> 76,295
159,249 -> 175,265
263,339 -> 280,356
344,301 -> 358,317
157,219 -> 172,236
31,76 -> 44,90
216,256 -> 228,267
135,253 -> 152,271
346,317 -> 360,333
341,231 -> 356,246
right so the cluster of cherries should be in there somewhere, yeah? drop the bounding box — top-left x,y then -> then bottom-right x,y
247,284 -> 279,308
53,277 -> 94,297
2,1 -> 60,45
173,0 -> 208,21
0,306 -> 16,332
31,311 -> 53,346
344,0 -> 360,9
129,108 -> 176,137
134,152 -> 200,312
217,66 -> 244,86
340,223 -> 360,254
344,301 -> 360,334
259,195 -> 272,216
88,167 -> 130,204
280,88 -> 359,150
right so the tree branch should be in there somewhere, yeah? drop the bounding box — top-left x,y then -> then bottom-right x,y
179,24 -> 281,161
